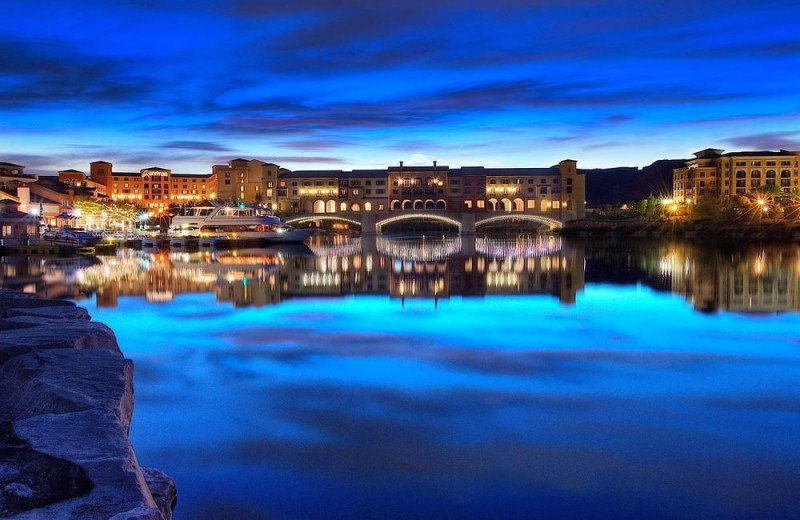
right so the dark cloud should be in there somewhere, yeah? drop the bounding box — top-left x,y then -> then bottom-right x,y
0,37 -> 151,109
268,156 -> 347,164
726,132 -> 800,150
188,79 -> 744,140
159,141 -> 233,152
276,139 -> 353,150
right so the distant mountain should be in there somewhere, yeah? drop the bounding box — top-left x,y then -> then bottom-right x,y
581,159 -> 686,206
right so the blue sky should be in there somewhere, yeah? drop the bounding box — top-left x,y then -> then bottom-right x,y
2,0 -> 800,174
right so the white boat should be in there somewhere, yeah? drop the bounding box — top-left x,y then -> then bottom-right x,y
168,203 -> 315,243
42,226 -> 102,247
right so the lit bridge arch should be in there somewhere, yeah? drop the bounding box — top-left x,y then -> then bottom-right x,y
285,215 -> 363,228
476,213 -> 563,229
375,213 -> 463,233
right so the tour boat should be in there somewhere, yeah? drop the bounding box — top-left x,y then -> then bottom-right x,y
168,203 -> 315,243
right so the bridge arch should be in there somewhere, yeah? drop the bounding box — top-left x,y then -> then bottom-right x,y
285,215 -> 363,228
376,213 -> 463,233
476,213 -> 562,229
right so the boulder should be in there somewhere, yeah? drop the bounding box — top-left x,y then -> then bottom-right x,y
0,291 -> 176,519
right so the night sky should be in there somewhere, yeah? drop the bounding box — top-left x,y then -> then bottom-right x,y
3,0 -> 800,174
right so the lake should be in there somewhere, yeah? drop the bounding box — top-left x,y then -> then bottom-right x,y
2,236 -> 800,520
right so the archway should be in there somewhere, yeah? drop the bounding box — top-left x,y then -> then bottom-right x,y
424,200 -> 435,210
351,203 -> 361,212
340,202 -> 347,212
402,200 -> 412,211
391,200 -> 401,211
514,198 -> 524,212
326,200 -> 337,213
501,198 -> 512,212
413,200 -> 424,210
489,198 -> 498,211
364,202 -> 372,212
313,200 -> 325,213
436,199 -> 446,210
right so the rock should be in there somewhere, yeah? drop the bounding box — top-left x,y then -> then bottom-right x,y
0,349 -> 133,431
10,409 -> 161,520
0,292 -> 76,318
141,468 -> 177,520
0,291 -> 176,519
0,447 -> 93,517
5,306 -> 91,321
0,317 -> 119,365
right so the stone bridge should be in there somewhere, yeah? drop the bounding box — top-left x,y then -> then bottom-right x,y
284,210 -> 564,235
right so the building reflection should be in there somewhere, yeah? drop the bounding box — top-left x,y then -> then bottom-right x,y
584,240 -> 800,313
4,237 -> 800,313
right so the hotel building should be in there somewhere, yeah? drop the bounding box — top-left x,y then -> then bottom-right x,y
81,161 -> 216,208
47,157 -> 585,221
276,159 -> 585,221
212,158 -> 280,206
673,148 -> 800,203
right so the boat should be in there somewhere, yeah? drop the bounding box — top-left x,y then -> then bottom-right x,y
168,203 -> 316,243
42,226 -> 102,247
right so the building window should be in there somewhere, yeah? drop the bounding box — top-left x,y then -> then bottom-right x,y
526,199 -> 536,209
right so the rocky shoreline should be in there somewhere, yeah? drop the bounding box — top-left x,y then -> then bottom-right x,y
0,290 -> 176,519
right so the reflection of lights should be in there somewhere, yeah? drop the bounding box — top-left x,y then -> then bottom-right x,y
308,236 -> 361,257
301,272 -> 341,287
475,236 -> 561,259
377,236 -> 461,261
754,255 -> 764,276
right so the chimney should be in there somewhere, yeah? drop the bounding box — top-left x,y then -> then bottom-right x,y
399,161 -> 404,169
433,160 -> 437,168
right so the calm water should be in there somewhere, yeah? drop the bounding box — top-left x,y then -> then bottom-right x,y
3,236 -> 800,520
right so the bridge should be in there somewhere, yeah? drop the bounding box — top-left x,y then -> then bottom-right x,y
285,210 -> 564,235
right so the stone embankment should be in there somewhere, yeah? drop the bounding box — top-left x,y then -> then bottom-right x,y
0,290 -> 176,519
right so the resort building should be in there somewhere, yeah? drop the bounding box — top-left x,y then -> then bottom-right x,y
87,161 -> 216,208
11,156 -> 586,222
212,158 -> 280,206
673,149 -> 800,203
276,159 -> 585,221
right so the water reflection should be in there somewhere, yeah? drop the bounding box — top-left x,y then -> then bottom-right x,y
4,237 -> 800,520
3,236 -> 800,314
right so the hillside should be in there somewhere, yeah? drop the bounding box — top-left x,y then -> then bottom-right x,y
581,159 -> 686,206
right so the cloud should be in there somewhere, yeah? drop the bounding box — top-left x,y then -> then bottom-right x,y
0,37 -> 151,109
159,141 -> 233,152
726,132 -> 800,150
